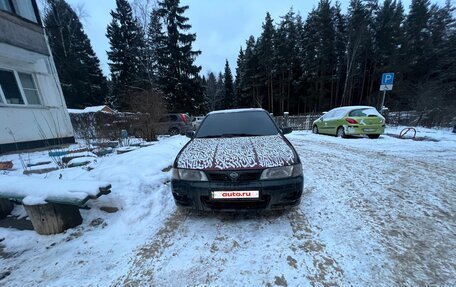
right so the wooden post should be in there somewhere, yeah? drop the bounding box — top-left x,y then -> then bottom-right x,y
0,199 -> 13,219
24,203 -> 82,235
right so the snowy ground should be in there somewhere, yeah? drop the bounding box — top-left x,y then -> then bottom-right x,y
1,127 -> 455,286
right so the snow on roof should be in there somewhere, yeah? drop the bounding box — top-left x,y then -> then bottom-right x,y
208,108 -> 267,115
83,106 -> 111,113
68,105 -> 115,114
330,105 -> 376,111
67,108 -> 85,114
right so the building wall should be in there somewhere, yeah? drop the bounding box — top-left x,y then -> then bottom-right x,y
0,4 -> 74,153
0,43 -> 74,147
0,10 -> 49,56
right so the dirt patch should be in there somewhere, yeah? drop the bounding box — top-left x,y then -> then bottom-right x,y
287,255 -> 298,269
288,210 -> 344,287
119,210 -> 187,285
0,216 -> 33,231
100,206 -> 119,213
274,274 -> 288,286
161,165 -> 173,172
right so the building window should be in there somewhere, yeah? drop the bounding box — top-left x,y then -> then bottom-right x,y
0,0 -> 39,23
0,70 -> 24,105
0,0 -> 13,13
0,69 -> 42,106
18,73 -> 41,105
12,0 -> 37,23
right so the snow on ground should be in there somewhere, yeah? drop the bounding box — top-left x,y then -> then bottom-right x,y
1,127 -> 455,286
0,135 -> 189,286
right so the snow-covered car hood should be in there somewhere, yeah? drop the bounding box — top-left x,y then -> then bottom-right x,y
176,134 -> 296,170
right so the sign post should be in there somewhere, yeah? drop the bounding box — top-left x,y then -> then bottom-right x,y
380,73 -> 394,110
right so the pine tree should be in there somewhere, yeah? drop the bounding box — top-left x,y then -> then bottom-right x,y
257,12 -> 275,112
274,9 -> 300,113
341,0 -> 371,106
44,0 -> 107,108
156,0 -> 204,114
234,47 -> 244,108
106,0 -> 145,109
223,60 -> 235,109
215,72 -> 225,110
145,8 -> 166,87
332,2 -> 347,108
403,0 -> 432,81
374,0 -> 404,67
231,0 -> 453,118
205,72 -> 218,111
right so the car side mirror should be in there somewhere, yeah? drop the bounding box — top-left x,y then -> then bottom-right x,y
185,131 -> 195,138
282,127 -> 293,134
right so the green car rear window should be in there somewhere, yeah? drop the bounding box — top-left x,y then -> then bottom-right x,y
349,108 -> 381,117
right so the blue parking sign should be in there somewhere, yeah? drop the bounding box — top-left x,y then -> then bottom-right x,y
381,73 -> 394,85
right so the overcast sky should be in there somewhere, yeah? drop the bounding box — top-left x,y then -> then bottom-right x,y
63,0 -> 447,77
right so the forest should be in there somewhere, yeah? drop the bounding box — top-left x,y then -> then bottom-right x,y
42,0 -> 455,118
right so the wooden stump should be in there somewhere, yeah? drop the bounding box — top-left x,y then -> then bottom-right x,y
24,203 -> 82,235
0,199 -> 13,219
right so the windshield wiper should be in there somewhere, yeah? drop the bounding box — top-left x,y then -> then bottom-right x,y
198,133 -> 258,138
197,135 -> 224,138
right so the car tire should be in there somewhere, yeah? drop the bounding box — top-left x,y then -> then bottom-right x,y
169,127 -> 179,136
312,125 -> 319,134
368,134 -> 380,139
336,127 -> 346,138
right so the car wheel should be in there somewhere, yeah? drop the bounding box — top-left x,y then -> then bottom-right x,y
336,127 -> 346,138
169,127 -> 179,136
312,125 -> 319,134
368,134 -> 380,139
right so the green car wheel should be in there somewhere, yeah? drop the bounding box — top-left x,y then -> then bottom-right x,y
312,125 -> 319,134
337,127 -> 346,138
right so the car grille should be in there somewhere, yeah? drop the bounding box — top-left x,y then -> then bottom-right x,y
206,170 -> 262,182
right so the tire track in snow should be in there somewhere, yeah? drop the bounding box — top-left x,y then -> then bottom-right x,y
118,209 -> 345,286
287,209 -> 345,287
117,210 -> 189,286
290,135 -> 456,286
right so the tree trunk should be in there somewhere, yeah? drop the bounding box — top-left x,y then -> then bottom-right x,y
24,203 -> 82,235
359,59 -> 368,104
271,75 -> 274,114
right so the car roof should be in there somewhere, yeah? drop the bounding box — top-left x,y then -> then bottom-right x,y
208,108 -> 267,115
330,106 -> 375,112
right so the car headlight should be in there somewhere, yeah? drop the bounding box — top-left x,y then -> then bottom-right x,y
172,168 -> 208,181
260,164 -> 302,180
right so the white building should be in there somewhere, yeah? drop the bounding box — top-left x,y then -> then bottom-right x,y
0,0 -> 74,153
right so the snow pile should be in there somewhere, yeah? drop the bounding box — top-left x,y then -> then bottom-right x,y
0,176 -> 110,205
0,135 -> 188,286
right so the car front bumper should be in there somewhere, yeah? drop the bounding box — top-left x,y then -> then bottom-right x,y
171,176 -> 303,211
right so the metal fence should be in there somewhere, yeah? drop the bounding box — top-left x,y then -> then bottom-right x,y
274,110 -> 454,130
275,114 -> 322,130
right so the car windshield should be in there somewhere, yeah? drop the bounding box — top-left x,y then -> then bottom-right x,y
349,108 -> 381,117
195,111 -> 279,138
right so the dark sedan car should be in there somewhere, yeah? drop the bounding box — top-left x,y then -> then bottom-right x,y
171,108 -> 303,211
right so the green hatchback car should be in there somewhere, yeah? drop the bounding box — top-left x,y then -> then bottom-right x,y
312,106 -> 385,139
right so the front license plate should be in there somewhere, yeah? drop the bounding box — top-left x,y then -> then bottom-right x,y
364,128 -> 376,132
212,190 -> 259,200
